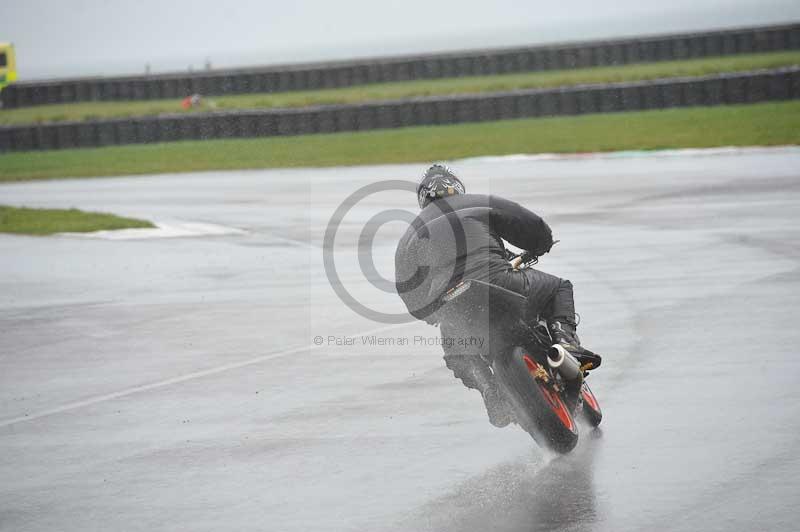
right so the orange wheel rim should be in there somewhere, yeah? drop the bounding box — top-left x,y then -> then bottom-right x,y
523,354 -> 576,433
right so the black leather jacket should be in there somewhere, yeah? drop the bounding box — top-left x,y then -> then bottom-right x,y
395,194 -> 553,321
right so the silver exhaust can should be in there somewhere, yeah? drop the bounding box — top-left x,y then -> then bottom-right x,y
547,344 -> 582,381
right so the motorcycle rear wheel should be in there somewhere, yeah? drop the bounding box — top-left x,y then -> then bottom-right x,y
495,346 -> 579,454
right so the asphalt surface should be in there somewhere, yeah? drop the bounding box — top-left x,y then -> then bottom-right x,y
1,147 -> 799,531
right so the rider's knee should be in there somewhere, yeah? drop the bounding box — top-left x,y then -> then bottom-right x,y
444,355 -> 480,387
444,354 -> 468,373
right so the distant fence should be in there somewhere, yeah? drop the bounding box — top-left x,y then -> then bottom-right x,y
2,68 -> 797,153
2,22 -> 799,109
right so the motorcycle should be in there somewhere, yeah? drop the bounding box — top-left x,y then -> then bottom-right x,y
437,252 -> 602,454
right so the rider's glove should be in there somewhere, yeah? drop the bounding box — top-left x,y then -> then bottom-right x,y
531,239 -> 559,257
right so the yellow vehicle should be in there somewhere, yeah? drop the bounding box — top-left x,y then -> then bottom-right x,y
0,42 -> 17,93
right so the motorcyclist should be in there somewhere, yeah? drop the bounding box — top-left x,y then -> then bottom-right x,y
394,163 -> 600,427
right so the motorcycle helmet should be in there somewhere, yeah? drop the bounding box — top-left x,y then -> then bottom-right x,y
416,163 -> 466,209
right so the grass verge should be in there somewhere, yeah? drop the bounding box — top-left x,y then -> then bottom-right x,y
1,51 -> 799,125
0,205 -> 154,235
0,100 -> 798,182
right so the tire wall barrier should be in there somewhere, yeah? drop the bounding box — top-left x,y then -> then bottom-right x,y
1,68 -> 798,153
1,23 -> 799,108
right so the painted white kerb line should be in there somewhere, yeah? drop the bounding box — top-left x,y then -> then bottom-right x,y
0,322 -> 412,428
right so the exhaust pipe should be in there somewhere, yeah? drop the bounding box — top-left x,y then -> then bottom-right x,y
547,344 -> 582,382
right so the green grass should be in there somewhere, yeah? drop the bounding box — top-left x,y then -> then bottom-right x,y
2,51 -> 799,126
0,205 -> 154,235
1,101 -> 798,182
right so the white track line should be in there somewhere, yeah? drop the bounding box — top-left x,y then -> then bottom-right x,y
0,322 -> 413,428
455,145 -> 800,164
60,221 -> 246,240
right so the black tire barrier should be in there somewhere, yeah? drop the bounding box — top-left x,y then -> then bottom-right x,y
1,68 -> 798,153
1,22 -> 798,109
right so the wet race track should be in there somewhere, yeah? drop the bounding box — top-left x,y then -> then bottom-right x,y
1,147 -> 799,531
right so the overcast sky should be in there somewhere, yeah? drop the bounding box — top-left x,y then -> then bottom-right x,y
2,0 -> 799,80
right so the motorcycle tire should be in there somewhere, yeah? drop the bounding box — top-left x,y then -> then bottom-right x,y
580,380 -> 603,427
495,346 -> 579,454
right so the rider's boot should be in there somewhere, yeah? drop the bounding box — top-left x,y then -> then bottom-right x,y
480,381 -> 515,428
445,354 -> 515,428
471,361 -> 515,428
548,320 -> 602,371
